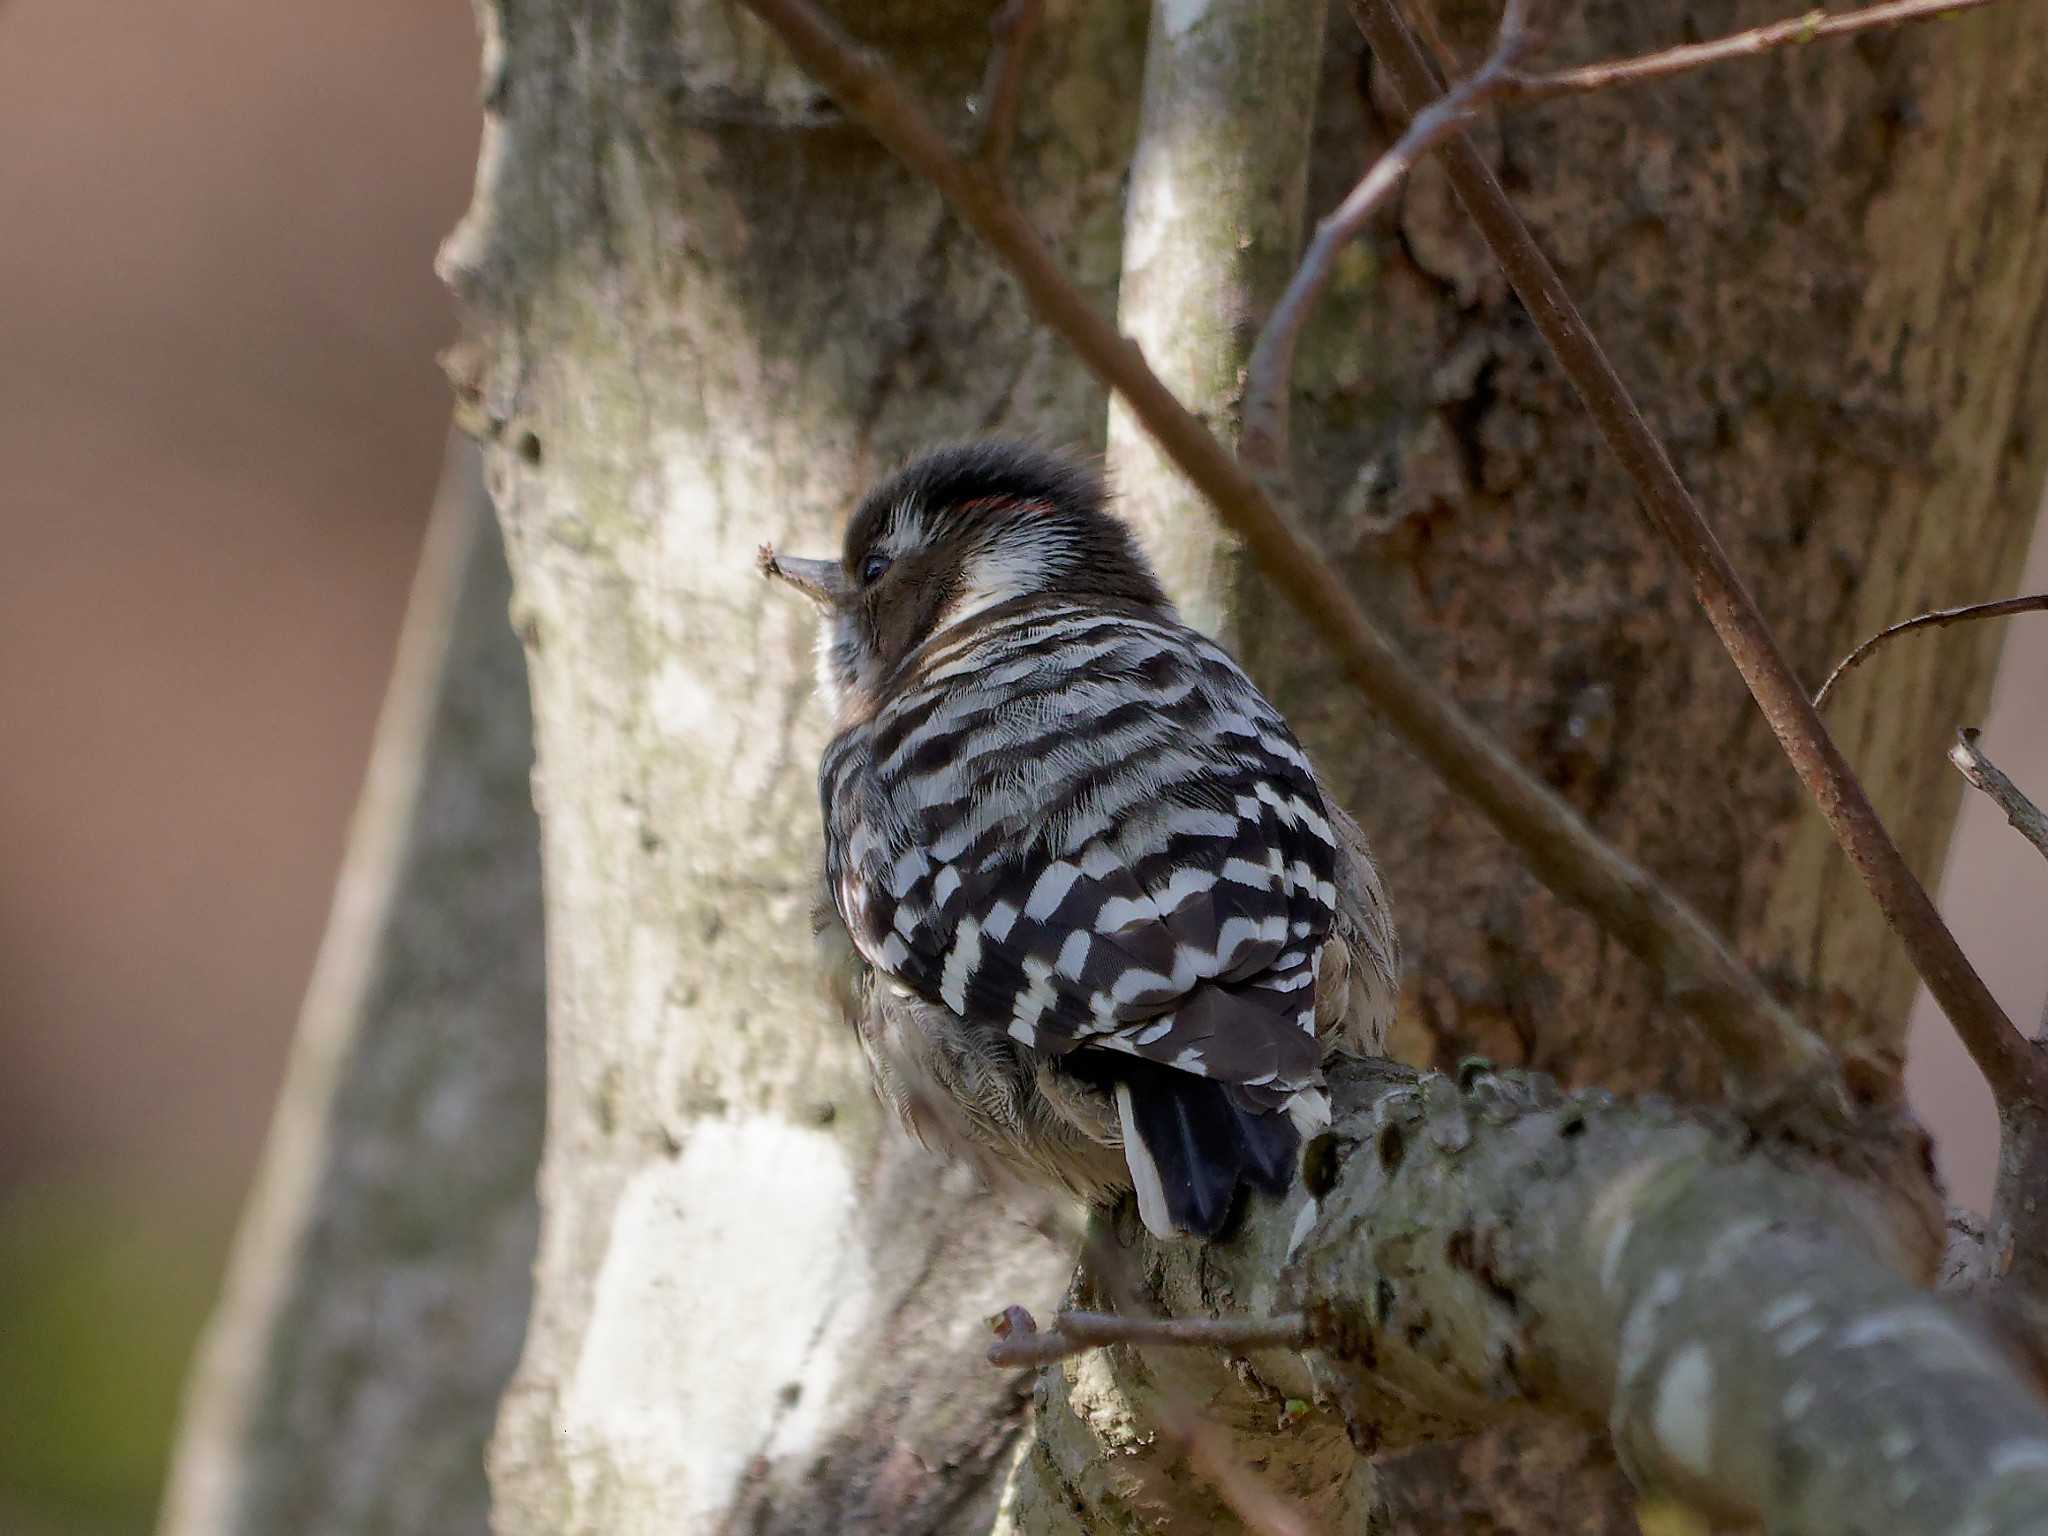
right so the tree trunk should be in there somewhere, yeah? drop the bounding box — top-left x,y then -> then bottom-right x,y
156,438 -> 546,1536
434,0 -> 2048,1531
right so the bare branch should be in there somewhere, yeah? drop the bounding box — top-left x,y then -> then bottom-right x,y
970,0 -> 1043,184
737,0 -> 1836,1097
987,1306 -> 1312,1368
1815,594 -> 2048,708
1289,1060 -> 2045,1535
1351,0 -> 2037,1105
1402,0 -> 1468,79
1017,1060 -> 2045,1534
1246,0 -> 2008,480
1510,0 -> 1998,100
1949,728 -> 2048,864
1942,737 -> 2048,1406
1242,1 -> 1535,475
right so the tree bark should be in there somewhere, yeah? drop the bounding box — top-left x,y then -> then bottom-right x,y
1280,0 -> 2048,1088
438,4 -> 1145,1528
434,0 -> 2048,1531
156,438 -> 546,1536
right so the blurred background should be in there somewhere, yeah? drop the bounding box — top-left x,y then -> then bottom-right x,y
0,3 -> 479,1532
0,3 -> 2040,1534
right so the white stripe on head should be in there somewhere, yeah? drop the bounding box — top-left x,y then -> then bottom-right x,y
884,498 -> 928,556
943,516 -> 1075,628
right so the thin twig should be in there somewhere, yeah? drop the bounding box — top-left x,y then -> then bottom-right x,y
1510,0 -> 1996,100
1351,0 -> 2039,1106
1242,0 -> 1536,474
1815,594 -> 2048,709
971,0 -> 1044,184
738,0 -> 1836,1096
1403,0 -> 1467,78
987,1306 -> 1313,1368
1949,729 -> 2048,864
1246,0 -> 2002,481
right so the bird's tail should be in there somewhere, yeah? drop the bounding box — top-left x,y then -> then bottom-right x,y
1113,1064 -> 1300,1238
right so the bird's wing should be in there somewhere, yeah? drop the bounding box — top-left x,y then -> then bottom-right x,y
825,610 -> 1339,1095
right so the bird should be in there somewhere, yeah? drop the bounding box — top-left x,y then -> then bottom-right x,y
760,441 -> 1397,1238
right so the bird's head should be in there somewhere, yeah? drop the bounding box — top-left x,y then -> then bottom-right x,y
760,442 -> 1168,718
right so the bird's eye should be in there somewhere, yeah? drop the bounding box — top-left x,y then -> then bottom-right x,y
860,552 -> 893,585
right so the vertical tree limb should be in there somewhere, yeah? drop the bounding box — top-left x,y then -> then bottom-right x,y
157,436 -> 546,1536
1100,0 -> 1326,640
439,4 -> 1133,1529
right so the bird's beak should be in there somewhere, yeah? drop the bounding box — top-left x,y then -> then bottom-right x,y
757,544 -> 848,608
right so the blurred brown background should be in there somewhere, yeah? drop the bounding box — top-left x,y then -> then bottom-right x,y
0,3 -> 2039,1534
0,3 -> 479,1531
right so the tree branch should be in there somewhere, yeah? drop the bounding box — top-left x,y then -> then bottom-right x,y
1350,0 -> 2035,1105
1153,1401 -> 1327,1536
1247,0 -> 2006,483
1241,0 -> 1535,477
1015,1058 -> 2043,1533
987,1306 -> 1312,1368
1103,0 -> 1325,640
1509,0 -> 1997,100
1949,729 -> 2048,866
1816,594 -> 2048,708
1289,1059 -> 2045,1534
970,0 -> 1042,185
736,0 -> 1835,1098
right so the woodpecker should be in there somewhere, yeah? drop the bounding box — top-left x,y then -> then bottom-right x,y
762,442 -> 1397,1238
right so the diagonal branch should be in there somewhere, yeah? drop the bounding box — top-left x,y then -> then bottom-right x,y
970,0 -> 1043,185
1508,0 -> 1997,100
1816,594 -> 2048,709
1291,1060 -> 2044,1535
1349,0 -> 2039,1107
1241,0 -> 1535,475
1943,729 -> 2048,1402
1155,1406 -> 1325,1536
1949,728 -> 2048,865
738,0 -> 1835,1096
1247,0 -> 2003,485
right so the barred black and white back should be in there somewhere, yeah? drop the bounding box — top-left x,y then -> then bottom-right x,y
766,443 -> 1397,1238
